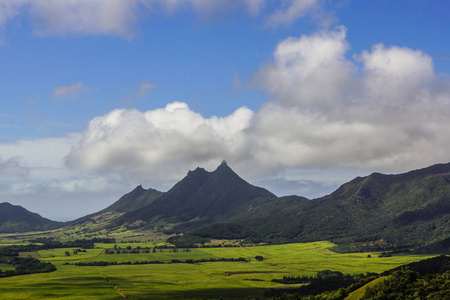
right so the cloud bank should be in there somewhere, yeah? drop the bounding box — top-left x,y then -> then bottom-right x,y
66,27 -> 450,183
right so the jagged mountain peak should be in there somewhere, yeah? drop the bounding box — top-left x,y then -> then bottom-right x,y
187,166 -> 208,176
116,161 -> 276,224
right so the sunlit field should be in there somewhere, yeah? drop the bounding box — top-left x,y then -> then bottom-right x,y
0,241 -> 435,299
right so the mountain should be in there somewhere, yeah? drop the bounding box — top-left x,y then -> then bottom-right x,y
115,161 -> 276,226
0,202 -> 63,233
189,163 -> 450,250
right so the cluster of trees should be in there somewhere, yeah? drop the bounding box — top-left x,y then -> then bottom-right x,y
104,245 -> 193,255
271,275 -> 314,284
0,256 -> 56,278
65,249 -> 88,256
73,261 -> 164,266
169,257 -> 248,264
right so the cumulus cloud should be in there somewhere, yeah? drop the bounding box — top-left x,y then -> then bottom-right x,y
0,156 -> 29,177
251,27 -> 450,171
253,26 -> 354,110
53,81 -> 85,99
66,102 -> 254,181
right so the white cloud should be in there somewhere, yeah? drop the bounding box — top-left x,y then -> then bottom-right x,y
266,0 -> 319,27
28,0 -> 141,38
253,26 -> 354,109
66,102 -> 254,181
356,44 -> 435,108
53,81 -> 85,99
251,27 -> 450,172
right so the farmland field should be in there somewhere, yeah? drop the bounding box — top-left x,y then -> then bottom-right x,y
0,241 -> 436,299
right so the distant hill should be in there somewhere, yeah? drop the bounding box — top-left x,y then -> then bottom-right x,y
67,185 -> 163,226
114,161 -> 276,226
0,202 -> 63,233
189,163 -> 450,250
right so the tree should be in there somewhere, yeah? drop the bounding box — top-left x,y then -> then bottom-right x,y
255,255 -> 264,261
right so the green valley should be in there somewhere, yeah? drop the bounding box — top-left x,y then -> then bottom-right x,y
0,239 -> 440,299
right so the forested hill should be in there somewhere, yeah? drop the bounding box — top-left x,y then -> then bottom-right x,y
188,162 -> 450,251
0,202 -> 63,233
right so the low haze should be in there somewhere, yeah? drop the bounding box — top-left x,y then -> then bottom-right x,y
0,0 -> 449,221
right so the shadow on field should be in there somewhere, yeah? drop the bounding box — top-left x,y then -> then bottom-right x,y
25,277 -> 105,288
13,278 -> 118,298
137,287 -> 269,299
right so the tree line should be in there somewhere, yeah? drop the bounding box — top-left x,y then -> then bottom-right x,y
72,257 -> 249,267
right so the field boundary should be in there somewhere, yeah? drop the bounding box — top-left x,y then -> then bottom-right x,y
97,269 -> 129,300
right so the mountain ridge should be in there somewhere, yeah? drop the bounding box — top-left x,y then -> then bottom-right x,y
1,161 -> 449,254
187,162 -> 450,251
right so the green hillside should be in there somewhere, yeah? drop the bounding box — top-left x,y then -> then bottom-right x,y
0,202 -> 63,233
188,163 -> 450,251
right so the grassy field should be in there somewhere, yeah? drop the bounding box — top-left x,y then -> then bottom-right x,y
0,241 -> 437,299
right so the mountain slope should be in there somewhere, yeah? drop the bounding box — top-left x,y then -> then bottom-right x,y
116,161 -> 276,225
67,185 -> 163,226
0,202 -> 63,233
191,163 -> 450,249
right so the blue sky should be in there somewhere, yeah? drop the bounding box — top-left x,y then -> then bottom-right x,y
0,0 -> 449,221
